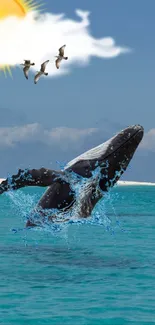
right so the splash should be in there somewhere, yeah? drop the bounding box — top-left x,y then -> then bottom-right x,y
5,162 -> 125,239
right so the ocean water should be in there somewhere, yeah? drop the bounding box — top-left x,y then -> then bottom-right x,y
0,185 -> 155,325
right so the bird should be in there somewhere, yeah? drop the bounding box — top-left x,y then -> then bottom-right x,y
20,60 -> 35,79
34,60 -> 49,84
55,45 -> 68,69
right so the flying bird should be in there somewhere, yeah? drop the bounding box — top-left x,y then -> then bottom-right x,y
20,60 -> 35,79
55,45 -> 68,69
34,60 -> 49,84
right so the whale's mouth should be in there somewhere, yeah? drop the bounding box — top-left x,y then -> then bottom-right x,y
98,125 -> 144,191
65,125 -> 144,180
100,125 -> 144,162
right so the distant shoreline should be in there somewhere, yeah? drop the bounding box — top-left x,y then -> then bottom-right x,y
117,181 -> 155,186
1,178 -> 155,186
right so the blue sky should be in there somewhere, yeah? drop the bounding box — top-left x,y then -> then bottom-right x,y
0,0 -> 155,180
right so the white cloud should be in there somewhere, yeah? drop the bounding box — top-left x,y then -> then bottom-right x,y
0,123 -> 98,149
0,9 -> 130,77
140,129 -> 155,151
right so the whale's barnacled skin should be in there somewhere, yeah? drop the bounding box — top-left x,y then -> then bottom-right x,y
0,125 -> 144,227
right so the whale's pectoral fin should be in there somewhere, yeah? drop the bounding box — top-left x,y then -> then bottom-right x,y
0,168 -> 64,194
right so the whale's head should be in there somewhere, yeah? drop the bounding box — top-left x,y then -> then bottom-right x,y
65,125 -> 144,191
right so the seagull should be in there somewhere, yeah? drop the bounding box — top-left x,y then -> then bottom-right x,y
20,60 -> 35,79
34,60 -> 49,84
55,45 -> 68,69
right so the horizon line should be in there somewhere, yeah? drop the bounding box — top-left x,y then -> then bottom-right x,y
0,178 -> 155,186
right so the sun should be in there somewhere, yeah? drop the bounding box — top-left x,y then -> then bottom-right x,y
0,0 -> 43,76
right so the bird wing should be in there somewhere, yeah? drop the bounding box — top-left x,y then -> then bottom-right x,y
34,72 -> 42,84
59,45 -> 66,56
41,60 -> 49,72
55,58 -> 61,69
23,66 -> 29,79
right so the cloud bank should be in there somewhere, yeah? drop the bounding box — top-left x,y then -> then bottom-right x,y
140,129 -> 155,151
0,123 -> 97,149
0,9 -> 130,77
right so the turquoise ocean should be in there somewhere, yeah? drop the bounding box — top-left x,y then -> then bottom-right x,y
0,185 -> 155,325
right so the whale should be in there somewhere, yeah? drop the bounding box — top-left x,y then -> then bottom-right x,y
0,124 -> 144,227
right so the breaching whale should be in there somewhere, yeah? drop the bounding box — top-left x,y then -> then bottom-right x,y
0,124 -> 144,227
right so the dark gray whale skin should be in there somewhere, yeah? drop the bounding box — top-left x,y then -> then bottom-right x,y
0,125 -> 144,226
